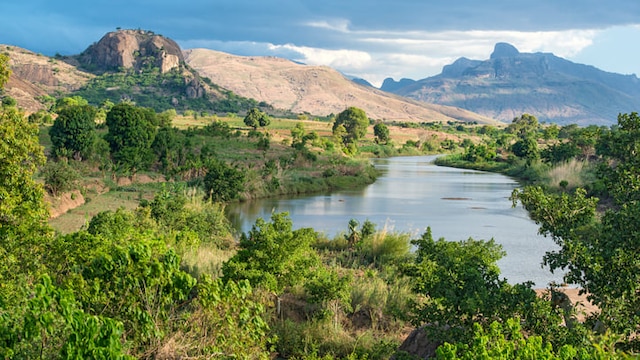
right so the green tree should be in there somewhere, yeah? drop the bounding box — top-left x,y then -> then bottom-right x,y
105,103 -> 157,174
50,104 -> 97,160
511,135 -> 539,163
373,123 -> 390,144
332,107 -> 369,145
0,53 -> 10,89
0,105 -> 50,291
244,108 -> 270,129
405,227 -> 540,343
222,212 -> 320,295
507,113 -> 540,138
41,159 -> 81,196
203,159 -> 245,202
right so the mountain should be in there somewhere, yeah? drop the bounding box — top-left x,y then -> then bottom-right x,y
3,30 -> 261,114
183,48 -> 497,124
3,29 -> 496,124
381,43 -> 640,126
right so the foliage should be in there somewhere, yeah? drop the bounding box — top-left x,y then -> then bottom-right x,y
405,227 -> 540,343
74,240 -> 196,354
72,68 -> 259,113
512,176 -> 640,346
332,107 -> 369,146
41,159 -> 81,196
203,159 -> 246,202
0,53 -> 10,90
222,212 -> 320,294
0,105 -> 50,293
174,276 -> 271,359
244,107 -> 271,129
0,275 -> 131,359
373,123 -> 390,144
436,318 -> 630,360
105,103 -> 157,173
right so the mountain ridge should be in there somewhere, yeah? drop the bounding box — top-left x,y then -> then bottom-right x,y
380,43 -> 640,125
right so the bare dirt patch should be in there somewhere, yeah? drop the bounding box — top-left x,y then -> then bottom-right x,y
46,190 -> 85,219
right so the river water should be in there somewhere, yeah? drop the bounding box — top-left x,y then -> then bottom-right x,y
226,155 -> 564,287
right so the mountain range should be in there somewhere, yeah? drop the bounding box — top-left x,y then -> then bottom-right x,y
381,43 -> 640,126
3,30 -> 639,126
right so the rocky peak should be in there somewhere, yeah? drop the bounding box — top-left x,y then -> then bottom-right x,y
78,29 -> 184,73
490,42 -> 520,59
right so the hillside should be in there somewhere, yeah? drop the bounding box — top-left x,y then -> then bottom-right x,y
183,48 -> 499,124
381,43 -> 640,126
1,45 -> 94,113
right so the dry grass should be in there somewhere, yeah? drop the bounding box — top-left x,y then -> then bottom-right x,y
181,244 -> 236,279
49,190 -> 141,234
545,158 -> 588,190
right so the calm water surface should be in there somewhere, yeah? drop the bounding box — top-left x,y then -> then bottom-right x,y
226,155 -> 564,287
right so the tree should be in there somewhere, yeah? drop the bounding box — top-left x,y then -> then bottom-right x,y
332,107 -> 369,145
0,53 -> 10,90
203,159 -> 245,202
405,227 -> 541,343
50,104 -> 97,160
373,123 -> 390,144
105,103 -> 157,174
0,103 -> 50,297
511,134 -> 539,163
507,113 -> 540,138
222,212 -> 319,295
244,108 -> 270,129
41,159 -> 81,196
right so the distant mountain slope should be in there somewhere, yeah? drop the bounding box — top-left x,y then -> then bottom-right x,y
184,48 -> 498,124
2,45 -> 94,112
381,43 -> 640,126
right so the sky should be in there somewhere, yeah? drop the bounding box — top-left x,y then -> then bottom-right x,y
2,1 -> 640,87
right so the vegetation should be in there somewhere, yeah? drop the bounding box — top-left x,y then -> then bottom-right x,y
2,51 -> 639,359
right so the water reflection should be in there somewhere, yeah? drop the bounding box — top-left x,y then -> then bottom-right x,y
225,155 -> 563,287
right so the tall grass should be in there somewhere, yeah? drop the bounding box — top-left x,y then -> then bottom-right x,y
544,158 -> 588,190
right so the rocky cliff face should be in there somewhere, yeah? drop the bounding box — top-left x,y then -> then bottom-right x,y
78,29 -> 183,73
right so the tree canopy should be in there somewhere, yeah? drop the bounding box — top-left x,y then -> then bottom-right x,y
50,104 -> 97,161
105,103 -> 157,173
332,107 -> 369,145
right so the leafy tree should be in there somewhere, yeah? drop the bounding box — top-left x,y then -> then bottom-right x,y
41,159 -> 81,196
332,107 -> 369,145
0,53 -> 10,89
0,105 -> 50,291
405,227 -> 541,343
49,104 -> 97,160
373,123 -> 390,144
105,103 -> 157,174
0,275 -> 130,359
243,108 -> 270,129
203,159 -> 245,202
436,318 -> 629,359
512,181 -> 640,346
507,113 -> 540,138
541,142 -> 581,164
222,212 -> 320,295
511,135 -> 539,163
596,112 -> 640,203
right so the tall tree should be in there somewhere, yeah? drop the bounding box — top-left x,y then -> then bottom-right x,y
50,104 -> 97,160
332,107 -> 369,145
105,103 -> 157,174
373,122 -> 390,144
513,115 -> 640,346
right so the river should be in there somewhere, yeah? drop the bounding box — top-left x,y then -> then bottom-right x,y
225,155 -> 564,288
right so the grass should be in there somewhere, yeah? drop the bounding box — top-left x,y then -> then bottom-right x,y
544,158 -> 589,190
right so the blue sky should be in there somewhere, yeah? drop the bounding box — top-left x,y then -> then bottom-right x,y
2,1 -> 640,86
